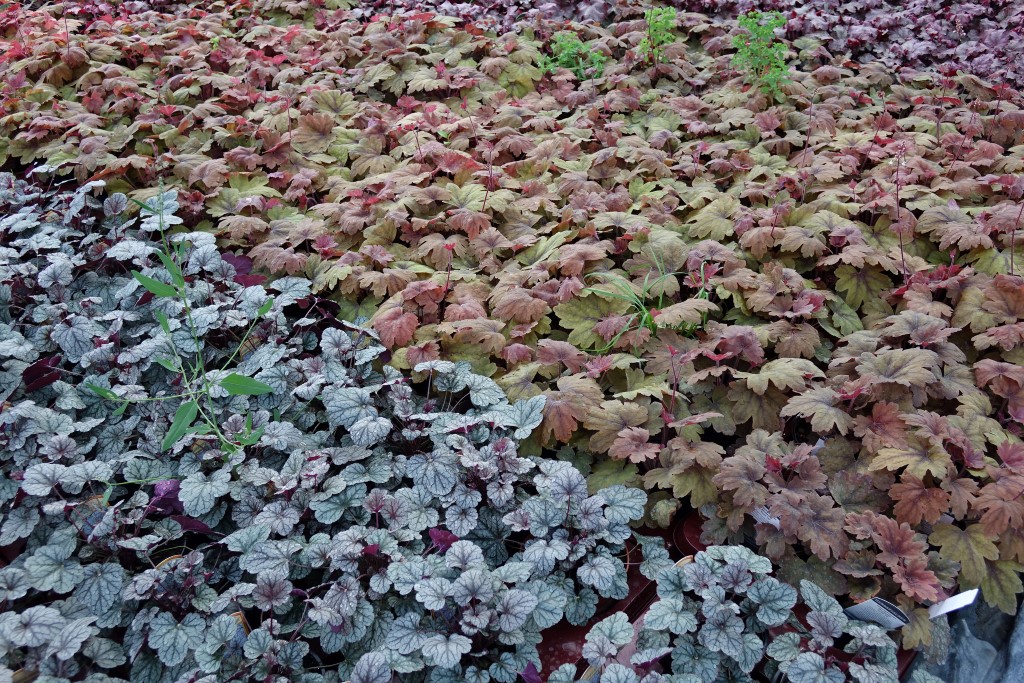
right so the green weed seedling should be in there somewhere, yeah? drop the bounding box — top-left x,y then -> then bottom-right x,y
732,10 -> 789,97
87,188 -> 274,456
638,7 -> 677,64
540,31 -> 608,81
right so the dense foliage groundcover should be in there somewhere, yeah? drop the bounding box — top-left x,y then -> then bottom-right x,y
1,0 -> 1024,673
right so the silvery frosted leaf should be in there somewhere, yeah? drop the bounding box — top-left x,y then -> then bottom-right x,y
489,650 -> 529,683
25,544 -> 83,593
0,567 -> 29,602
463,373 -> 505,407
388,613 -> 429,656
421,633 -> 472,669
148,612 -> 205,666
60,461 -> 113,494
547,467 -> 587,506
349,415 -> 392,446
323,387 -> 377,429
179,469 -> 231,516
588,612 -> 633,648
671,639 -> 720,681
849,662 -> 899,683
705,545 -> 773,574
600,485 -> 647,524
446,540 -> 486,571
269,277 -> 311,306
415,577 -> 452,610
645,599 -> 698,634
253,501 -> 301,536
222,524 -> 271,553
351,651 -> 393,683
445,504 -> 478,536
38,256 -> 74,288
5,605 -> 66,647
735,631 -> 764,673
631,647 -> 673,667
601,664 -> 639,683
430,361 -> 472,393
21,462 -> 67,496
526,581 -> 566,629
546,664 -> 578,683
799,580 -> 843,616
76,563 -> 125,615
783,652 -> 845,683
0,325 -> 34,360
238,539 -> 302,580
105,238 -> 155,262
636,535 -> 674,581
51,315 -> 103,362
698,607 -> 746,660
846,622 -> 897,650
495,589 -> 538,632
807,610 -> 847,649
407,451 -> 458,497
494,395 -> 545,439
523,538 -> 570,574
490,561 -> 533,584
565,586 -> 598,625
0,506 -> 39,544
578,554 -> 618,593
452,569 -> 495,606
84,636 -> 127,668
103,193 -> 128,216
747,577 -> 797,627
44,616 -> 97,660
253,577 -> 293,611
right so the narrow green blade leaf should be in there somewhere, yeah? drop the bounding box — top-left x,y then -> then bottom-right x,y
154,310 -> 172,335
219,373 -> 274,396
257,297 -> 274,316
162,400 -> 199,451
132,271 -> 177,298
86,383 -> 118,400
155,251 -> 185,288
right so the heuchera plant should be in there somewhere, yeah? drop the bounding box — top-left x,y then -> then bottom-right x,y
0,175 -> 668,682
2,0 -> 1024,654
567,546 -> 899,683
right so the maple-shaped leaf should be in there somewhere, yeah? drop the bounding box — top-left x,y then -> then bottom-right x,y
608,426 -> 660,463
372,306 -> 418,348
686,194 -> 739,240
540,375 -> 604,444
769,491 -> 849,561
536,340 -> 587,373
835,265 -> 893,310
554,294 -> 630,350
188,158 -> 231,190
653,298 -> 719,326
980,558 -> 1024,614
870,436 -> 952,480
490,289 -> 549,324
735,358 -> 823,396
436,319 -> 507,356
928,523 -> 998,586
974,359 -> 1024,422
917,204 -> 993,252
973,322 -> 1024,351
890,476 -> 949,525
714,451 -> 768,510
976,473 -> 1024,537
291,113 -> 337,154
892,556 -> 942,603
855,348 -> 940,389
852,402 -> 908,454
582,400 -> 649,454
780,387 -> 853,435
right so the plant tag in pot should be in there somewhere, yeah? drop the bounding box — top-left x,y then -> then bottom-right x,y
928,589 -> 978,619
751,505 -> 781,529
843,597 -> 910,630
